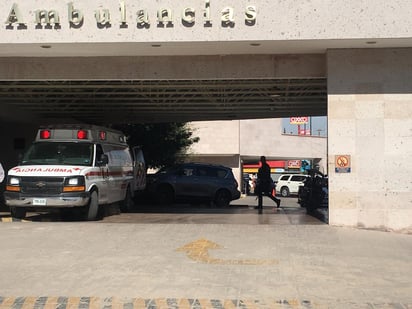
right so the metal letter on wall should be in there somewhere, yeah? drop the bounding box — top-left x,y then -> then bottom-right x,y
95,9 -> 111,26
68,2 -> 84,27
35,10 -> 60,27
157,8 -> 173,26
5,3 -> 26,26
221,7 -> 234,26
119,0 -> 127,25
137,9 -> 150,27
203,0 -> 211,25
182,8 -> 195,25
245,5 -> 257,25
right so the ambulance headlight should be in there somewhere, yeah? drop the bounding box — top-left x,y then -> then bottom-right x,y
67,177 -> 82,186
6,177 -> 21,192
63,176 -> 86,192
9,177 -> 20,185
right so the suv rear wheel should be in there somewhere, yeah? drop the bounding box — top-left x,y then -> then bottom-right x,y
214,189 -> 231,207
280,186 -> 290,197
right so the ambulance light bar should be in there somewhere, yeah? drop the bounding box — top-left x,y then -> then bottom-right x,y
40,130 -> 51,139
99,131 -> 106,140
77,130 -> 88,139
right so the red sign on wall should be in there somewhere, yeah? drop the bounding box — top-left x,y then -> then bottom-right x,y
287,160 -> 301,169
290,117 -> 308,125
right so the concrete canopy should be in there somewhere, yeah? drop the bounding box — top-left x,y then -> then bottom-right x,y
1,0 -> 411,125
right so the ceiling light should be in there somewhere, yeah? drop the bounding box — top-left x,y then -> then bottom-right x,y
250,43 -> 261,47
40,45 -> 52,49
366,41 -> 377,45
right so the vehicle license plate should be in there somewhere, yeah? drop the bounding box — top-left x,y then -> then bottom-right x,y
33,198 -> 47,206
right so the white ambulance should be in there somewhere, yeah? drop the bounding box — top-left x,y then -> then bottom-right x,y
4,125 -> 146,220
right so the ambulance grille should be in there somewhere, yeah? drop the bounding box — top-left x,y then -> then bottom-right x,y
20,177 -> 64,195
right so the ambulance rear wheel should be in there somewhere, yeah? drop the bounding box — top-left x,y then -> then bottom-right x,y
10,207 -> 26,220
84,191 -> 99,221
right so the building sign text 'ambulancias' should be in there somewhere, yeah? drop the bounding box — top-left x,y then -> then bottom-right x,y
5,1 -> 257,29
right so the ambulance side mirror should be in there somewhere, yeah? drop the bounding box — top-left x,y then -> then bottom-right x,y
97,154 -> 109,166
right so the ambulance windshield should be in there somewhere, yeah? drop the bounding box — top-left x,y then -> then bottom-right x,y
21,142 -> 94,166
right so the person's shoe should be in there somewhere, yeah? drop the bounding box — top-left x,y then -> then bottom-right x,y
276,200 -> 280,208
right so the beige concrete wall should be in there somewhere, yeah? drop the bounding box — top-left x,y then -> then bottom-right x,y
189,121 -> 240,155
1,0 -> 411,47
239,118 -> 327,172
189,119 -> 327,185
327,48 -> 412,233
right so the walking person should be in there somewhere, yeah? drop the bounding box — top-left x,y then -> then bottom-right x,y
255,156 -> 281,211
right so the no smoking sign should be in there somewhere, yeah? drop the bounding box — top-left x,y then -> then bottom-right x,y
335,155 -> 351,173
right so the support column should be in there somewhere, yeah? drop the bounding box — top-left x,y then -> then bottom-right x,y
327,48 -> 412,233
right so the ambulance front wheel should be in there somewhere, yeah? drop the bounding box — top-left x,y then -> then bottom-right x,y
10,207 -> 27,220
85,191 -> 99,221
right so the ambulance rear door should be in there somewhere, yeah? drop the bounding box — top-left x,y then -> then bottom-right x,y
132,146 -> 146,192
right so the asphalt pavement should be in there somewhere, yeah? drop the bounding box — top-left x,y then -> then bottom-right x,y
0,195 -> 411,308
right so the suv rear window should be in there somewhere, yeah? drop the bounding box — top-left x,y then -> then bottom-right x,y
197,166 -> 228,178
279,175 -> 290,181
291,175 -> 306,181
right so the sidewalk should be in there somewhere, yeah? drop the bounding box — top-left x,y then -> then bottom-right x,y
0,206 -> 411,308
231,194 -> 329,224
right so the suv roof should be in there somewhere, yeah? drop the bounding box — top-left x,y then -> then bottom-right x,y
181,162 -> 232,168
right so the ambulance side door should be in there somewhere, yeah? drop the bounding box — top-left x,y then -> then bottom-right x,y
95,144 -> 109,204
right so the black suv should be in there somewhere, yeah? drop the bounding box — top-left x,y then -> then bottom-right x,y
146,163 -> 241,207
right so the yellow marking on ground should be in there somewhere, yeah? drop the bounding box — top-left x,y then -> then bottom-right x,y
287,299 -> 300,308
110,297 -> 123,309
0,297 -> 16,309
1,217 -> 31,223
265,299 -> 302,309
66,297 -> 80,309
176,298 -> 191,309
0,297 -> 325,309
133,298 -> 146,308
88,296 -> 101,309
311,301 -> 329,309
198,299 -> 215,309
43,297 -> 60,309
268,302 -> 283,309
223,300 -> 237,309
176,238 -> 278,265
21,297 -> 37,309
154,298 -> 168,309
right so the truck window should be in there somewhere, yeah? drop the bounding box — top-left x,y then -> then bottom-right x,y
102,145 -> 132,167
21,142 -> 93,166
95,144 -> 104,165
